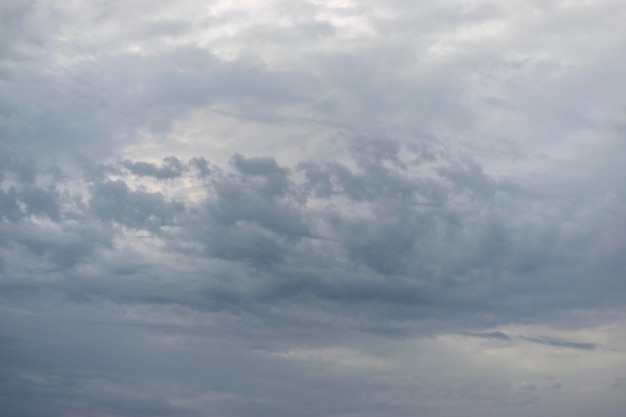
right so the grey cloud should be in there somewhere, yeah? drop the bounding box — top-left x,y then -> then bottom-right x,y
182,156 -> 310,268
205,222 -> 286,266
209,157 -> 307,238
436,157 -> 496,198
230,153 -> 291,197
62,135 -> 621,327
0,306 -> 382,417
0,151 -> 35,184
330,204 -> 428,275
298,155 -> 444,204
2,135 -> 624,326
188,156 -> 211,177
464,331 -> 513,341
0,183 -> 59,223
0,222 -> 111,273
464,331 -> 597,351
0,139 -> 489,315
0,0 -> 34,58
121,156 -> 187,179
116,155 -> 212,179
0,187 -> 22,222
2,1 -> 626,416
611,377 -> 626,390
89,180 -> 185,232
1,140 -> 625,417
18,185 -> 60,220
521,336 -> 598,351
1,38 -> 319,161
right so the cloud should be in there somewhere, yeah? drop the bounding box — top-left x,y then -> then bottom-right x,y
121,156 -> 187,180
521,336 -> 597,351
464,331 -> 513,341
464,331 -> 598,350
188,156 -> 211,177
2,0 -> 626,416
89,180 -> 185,232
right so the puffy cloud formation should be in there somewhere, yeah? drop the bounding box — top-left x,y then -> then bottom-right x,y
1,1 -> 626,416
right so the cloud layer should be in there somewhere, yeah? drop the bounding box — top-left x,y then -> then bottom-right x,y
1,1 -> 626,416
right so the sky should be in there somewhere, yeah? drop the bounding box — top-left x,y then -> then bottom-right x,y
1,0 -> 626,416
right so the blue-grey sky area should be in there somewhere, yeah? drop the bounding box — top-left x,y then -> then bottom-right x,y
1,1 -> 626,416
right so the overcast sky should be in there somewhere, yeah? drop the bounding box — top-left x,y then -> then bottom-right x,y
1,1 -> 626,416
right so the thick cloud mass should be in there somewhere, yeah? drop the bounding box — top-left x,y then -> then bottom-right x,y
1,1 -> 626,416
